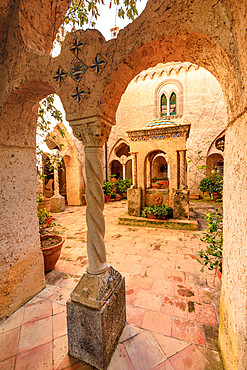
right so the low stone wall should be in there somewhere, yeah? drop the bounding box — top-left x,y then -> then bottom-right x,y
145,189 -> 169,207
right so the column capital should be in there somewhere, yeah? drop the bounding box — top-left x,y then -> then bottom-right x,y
70,115 -> 114,147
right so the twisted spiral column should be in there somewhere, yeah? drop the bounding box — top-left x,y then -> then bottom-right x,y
53,161 -> 59,196
85,146 -> 108,274
131,152 -> 137,188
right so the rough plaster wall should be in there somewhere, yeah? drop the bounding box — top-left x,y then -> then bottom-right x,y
0,147 -> 45,320
219,114 -> 247,370
108,65 -> 227,192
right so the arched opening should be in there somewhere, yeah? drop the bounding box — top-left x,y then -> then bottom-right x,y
152,154 -> 169,180
110,160 -> 123,179
206,153 -> 224,177
125,159 -> 132,179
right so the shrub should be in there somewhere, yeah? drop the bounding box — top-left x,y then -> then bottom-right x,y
38,209 -> 55,235
103,182 -> 113,196
199,174 -> 223,196
197,209 -> 223,272
141,205 -> 173,219
115,178 -> 132,194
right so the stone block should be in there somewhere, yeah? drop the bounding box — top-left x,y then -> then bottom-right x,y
50,194 -> 65,213
127,188 -> 142,216
67,274 -> 126,370
172,189 -> 190,219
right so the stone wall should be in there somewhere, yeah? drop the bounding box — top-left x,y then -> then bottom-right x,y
108,63 -> 227,193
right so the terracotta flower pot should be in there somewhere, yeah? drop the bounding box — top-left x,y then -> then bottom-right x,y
146,213 -> 157,219
159,180 -> 169,187
215,267 -> 222,285
122,192 -> 127,198
152,184 -> 161,189
40,234 -> 65,272
105,196 -> 111,202
189,193 -> 200,200
115,195 -> 121,201
212,192 -> 221,201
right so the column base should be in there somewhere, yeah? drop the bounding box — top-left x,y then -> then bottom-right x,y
67,266 -> 126,370
50,194 -> 65,212
127,188 -> 142,216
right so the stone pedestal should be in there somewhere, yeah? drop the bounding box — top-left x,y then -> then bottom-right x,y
50,194 -> 65,212
127,188 -> 142,216
67,266 -> 126,370
172,189 -> 190,219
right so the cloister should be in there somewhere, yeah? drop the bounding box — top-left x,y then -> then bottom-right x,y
0,1 -> 247,369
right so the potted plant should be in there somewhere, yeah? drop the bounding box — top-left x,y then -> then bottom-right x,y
38,209 -> 65,272
37,193 -> 51,212
141,205 -> 173,220
199,174 -> 223,200
197,208 -> 223,283
103,181 -> 113,202
116,179 -> 132,198
115,194 -> 121,201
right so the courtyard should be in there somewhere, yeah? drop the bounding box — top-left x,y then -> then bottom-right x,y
0,201 -> 223,369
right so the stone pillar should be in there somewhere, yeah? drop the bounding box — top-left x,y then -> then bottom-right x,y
50,160 -> 65,212
131,152 -> 137,188
147,158 -> 152,188
67,118 -> 126,369
179,150 -> 186,189
122,163 -> 126,180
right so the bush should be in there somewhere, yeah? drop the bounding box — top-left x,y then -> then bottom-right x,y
141,205 -> 173,219
115,178 -> 132,194
197,209 -> 223,272
199,174 -> 223,196
38,209 -> 55,235
103,181 -> 114,196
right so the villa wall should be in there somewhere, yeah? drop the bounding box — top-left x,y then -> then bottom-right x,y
108,63 -> 227,193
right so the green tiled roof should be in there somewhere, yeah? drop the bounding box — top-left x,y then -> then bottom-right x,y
144,118 -> 177,129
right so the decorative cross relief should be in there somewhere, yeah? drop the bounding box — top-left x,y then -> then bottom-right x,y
53,37 -> 107,104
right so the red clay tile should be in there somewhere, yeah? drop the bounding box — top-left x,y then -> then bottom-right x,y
142,310 -> 172,336
53,335 -> 68,369
151,279 -> 175,296
0,327 -> 20,361
48,287 -> 72,305
0,307 -> 24,334
123,331 -> 166,370
53,311 -> 67,339
172,318 -> 205,346
134,290 -> 161,311
23,300 -> 52,324
161,296 -> 188,319
164,270 -> 185,283
153,359 -> 174,369
18,317 -> 52,353
57,354 -> 78,370
127,275 -> 153,290
146,266 -> 165,279
65,362 -> 93,369
169,344 -> 210,369
108,343 -> 133,370
0,356 -> 15,370
53,302 -> 66,316
125,288 -> 139,305
126,306 -> 145,327
15,341 -> 52,370
153,332 -> 189,358
187,302 -> 218,326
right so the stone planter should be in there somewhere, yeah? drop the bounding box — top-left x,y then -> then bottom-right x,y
38,198 -> 51,212
40,234 -> 65,272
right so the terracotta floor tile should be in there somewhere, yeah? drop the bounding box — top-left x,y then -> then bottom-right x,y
0,356 -> 15,370
53,311 -> 67,339
125,255 -> 142,264
197,346 -> 223,369
142,311 -> 172,336
203,325 -> 219,350
187,302 -> 218,326
152,333 -> 190,358
53,276 -> 81,290
198,287 -> 220,304
126,306 -> 145,327
169,344 -> 210,369
53,335 -> 68,369
175,283 -> 199,301
123,331 -> 166,370
48,287 -> 72,305
172,318 -> 205,346
153,359 -> 174,370
108,344 -> 132,370
119,324 -> 143,343
151,279 -> 175,296
23,300 -> 52,324
127,275 -> 153,290
161,296 -> 188,319
126,287 -> 139,305
18,317 -> 52,353
127,263 -> 147,276
37,285 -> 61,300
146,266 -> 165,279
57,354 -> 78,370
0,307 -> 24,334
53,302 -> 66,316
65,362 -> 93,369
15,341 -> 52,370
134,290 -> 161,311
164,270 -> 185,283
0,327 -> 20,361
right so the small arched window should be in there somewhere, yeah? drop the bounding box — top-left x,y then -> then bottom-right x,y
170,92 -> 176,115
161,94 -> 168,116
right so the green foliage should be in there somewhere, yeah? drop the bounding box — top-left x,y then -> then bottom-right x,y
197,209 -> 223,272
115,178 -> 132,194
64,0 -> 139,29
141,205 -> 173,219
103,181 -> 114,196
199,174 -> 223,196
37,194 -> 45,204
38,209 -> 55,235
152,177 -> 169,183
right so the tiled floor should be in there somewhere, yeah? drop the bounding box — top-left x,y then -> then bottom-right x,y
0,200 -> 223,369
